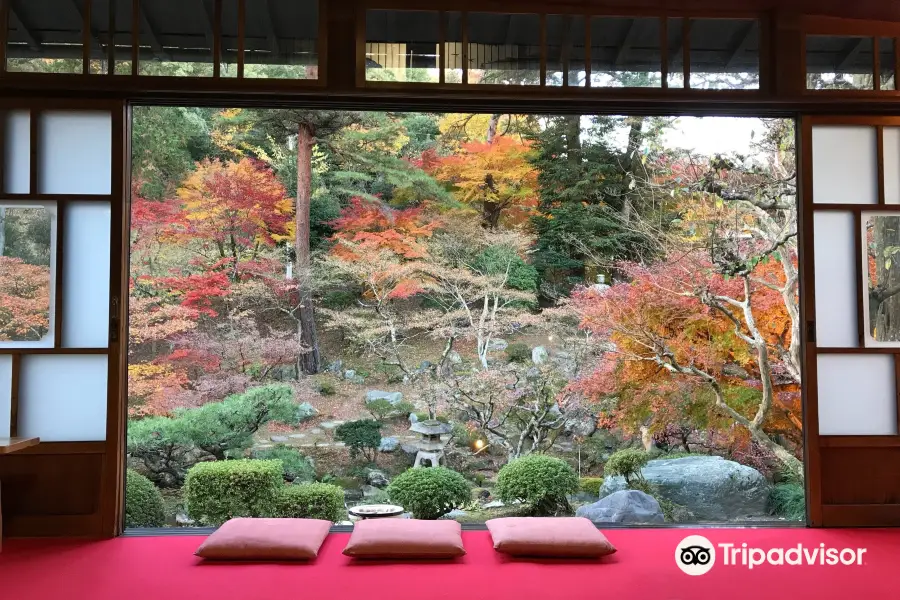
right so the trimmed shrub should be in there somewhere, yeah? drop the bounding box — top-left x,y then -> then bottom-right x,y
578,476 -> 604,496
335,419 -> 382,462
124,469 -> 166,528
271,483 -> 346,522
387,467 -> 470,520
251,445 -> 316,483
315,379 -> 336,396
472,245 -> 538,292
604,449 -> 651,486
496,455 -> 578,516
505,342 -> 531,363
184,459 -> 282,526
367,398 -> 415,421
414,412 -> 449,424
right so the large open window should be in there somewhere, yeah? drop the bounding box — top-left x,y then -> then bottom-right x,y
124,108 -> 803,529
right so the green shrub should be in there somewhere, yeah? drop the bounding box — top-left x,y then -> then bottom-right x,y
451,422 -> 479,448
367,399 -> 415,421
505,343 -> 531,363
472,245 -> 538,292
604,449 -> 651,486
251,445 -> 315,483
124,469 -> 166,528
271,483 -> 346,522
387,467 -> 470,519
335,419 -> 382,462
496,455 -> 578,516
769,483 -> 806,521
184,459 -> 282,526
315,378 -> 336,396
414,412 -> 449,423
578,476 -> 604,496
322,290 -> 357,309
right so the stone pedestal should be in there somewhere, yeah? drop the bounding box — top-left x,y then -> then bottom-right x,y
413,449 -> 444,468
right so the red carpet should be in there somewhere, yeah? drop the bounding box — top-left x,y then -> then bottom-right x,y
0,528 -> 897,599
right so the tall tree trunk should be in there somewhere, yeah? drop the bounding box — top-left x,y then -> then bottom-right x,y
296,123 -> 320,374
486,114 -> 501,144
0,207 -> 5,256
566,115 -> 581,165
621,116 -> 645,223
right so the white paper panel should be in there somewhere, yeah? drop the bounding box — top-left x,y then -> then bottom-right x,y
63,202 -> 111,348
4,110 -> 30,194
885,128 -> 900,205
0,355 -> 11,438
818,354 -> 897,435
38,111 -> 112,195
814,211 -> 858,347
18,355 -> 108,441
812,126 -> 878,204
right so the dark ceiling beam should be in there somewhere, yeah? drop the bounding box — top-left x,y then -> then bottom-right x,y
614,19 -> 639,67
138,3 -> 170,61
504,14 -> 517,47
198,0 -> 216,53
8,7 -> 41,53
837,37 -> 867,71
259,0 -> 280,55
67,0 -> 104,56
725,21 -> 756,69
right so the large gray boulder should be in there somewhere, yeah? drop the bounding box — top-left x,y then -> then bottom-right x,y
532,346 -> 549,364
598,456 -> 770,520
365,390 -> 404,406
576,490 -> 665,524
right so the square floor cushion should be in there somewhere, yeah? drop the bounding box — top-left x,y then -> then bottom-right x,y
485,517 -> 617,558
342,518 -> 466,559
195,517 -> 332,561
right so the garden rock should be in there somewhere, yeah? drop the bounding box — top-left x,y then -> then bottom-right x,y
365,390 -> 404,406
567,415 -> 597,438
483,500 -> 506,509
447,351 -> 462,364
400,443 -> 419,456
176,512 -> 195,526
531,346 -> 549,364
326,360 -> 343,374
598,456 -> 770,520
366,469 -> 390,488
297,402 -> 317,420
487,338 -> 508,351
441,509 -> 467,519
409,413 -> 418,424
344,369 -> 356,380
576,490 -> 665,524
379,437 -> 399,452
269,436 -> 289,443
362,485 -> 383,498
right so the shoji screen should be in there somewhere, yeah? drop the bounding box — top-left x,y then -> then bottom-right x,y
804,117 -> 900,527
0,100 -> 126,538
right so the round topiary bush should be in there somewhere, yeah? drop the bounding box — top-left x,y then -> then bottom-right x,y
271,482 -> 346,522
496,455 -> 578,516
124,469 -> 166,528
387,467 -> 470,520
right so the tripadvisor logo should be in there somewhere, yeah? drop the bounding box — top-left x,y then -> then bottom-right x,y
675,535 -> 867,575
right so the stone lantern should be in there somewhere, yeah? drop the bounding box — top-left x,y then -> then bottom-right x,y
410,420 -> 452,467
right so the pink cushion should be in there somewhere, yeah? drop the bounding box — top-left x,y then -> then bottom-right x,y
342,519 -> 466,559
485,517 -> 617,558
195,518 -> 332,560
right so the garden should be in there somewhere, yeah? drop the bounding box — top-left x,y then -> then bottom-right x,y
116,108 -> 805,528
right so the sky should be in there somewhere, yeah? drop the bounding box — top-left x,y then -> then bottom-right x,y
665,117 -> 764,156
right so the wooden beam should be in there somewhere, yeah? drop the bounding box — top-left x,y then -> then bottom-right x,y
68,0 -> 104,58
138,1 -> 170,61
198,0 -> 215,56
504,14 -> 516,47
8,5 -> 41,53
837,37 -> 868,71
614,18 -> 638,67
725,21 -> 757,70
259,0 -> 279,56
